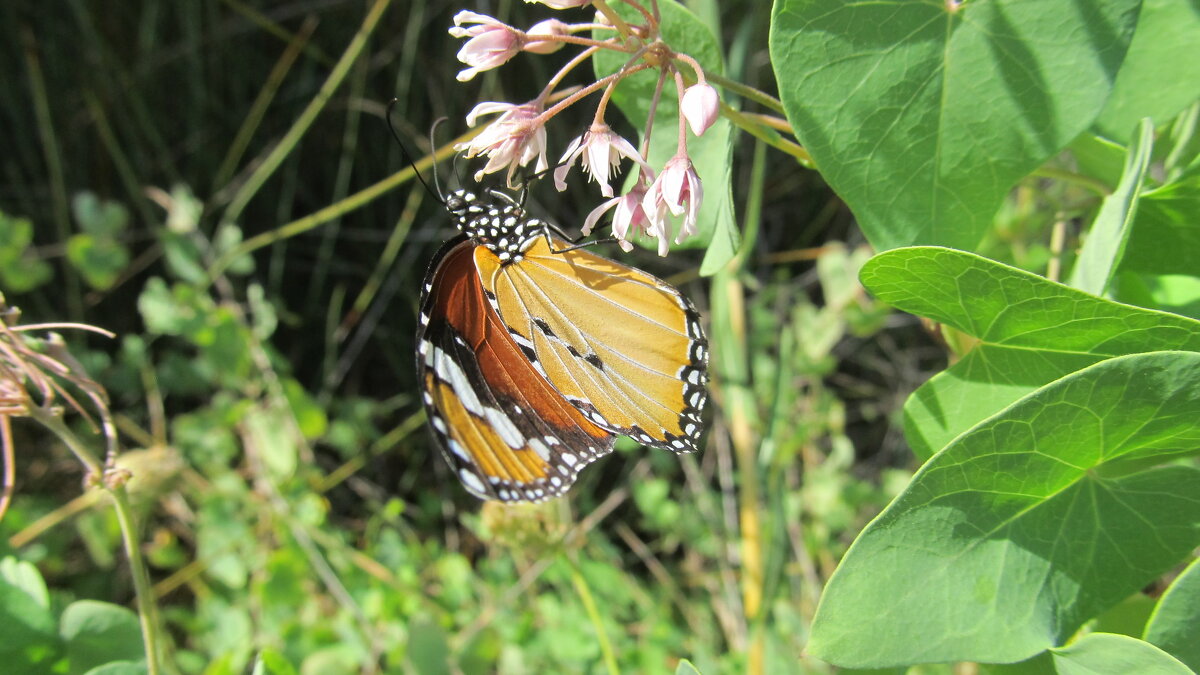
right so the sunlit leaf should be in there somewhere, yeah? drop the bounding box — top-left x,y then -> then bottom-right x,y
860,247 -> 1200,459
809,352 -> 1200,667
770,0 -> 1140,250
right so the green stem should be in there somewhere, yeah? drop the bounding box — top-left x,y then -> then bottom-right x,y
109,488 -> 162,675
704,71 -> 785,115
30,409 -> 161,675
709,140 -> 768,675
213,16 -> 317,192
221,0 -> 392,226
566,556 -> 619,675
1031,165 -> 1111,197
21,27 -> 80,320
207,133 -> 464,281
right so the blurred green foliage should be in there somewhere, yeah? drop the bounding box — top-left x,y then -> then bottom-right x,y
8,0 -> 1194,672
0,1 -> 904,672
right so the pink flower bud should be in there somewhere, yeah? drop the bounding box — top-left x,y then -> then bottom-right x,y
524,19 -> 569,54
449,11 -> 522,81
681,83 -> 719,136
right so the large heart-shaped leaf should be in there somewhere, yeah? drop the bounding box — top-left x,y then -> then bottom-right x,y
1044,633 -> 1193,675
770,0 -> 1141,250
860,247 -> 1200,459
1093,0 -> 1200,142
808,351 -> 1200,667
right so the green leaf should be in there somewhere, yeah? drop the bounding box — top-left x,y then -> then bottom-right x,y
60,600 -> 144,675
213,223 -> 254,276
250,650 -> 298,675
1091,593 -> 1157,640
0,212 -> 53,292
1094,0 -> 1200,142
769,0 -> 1141,251
82,662 -> 148,675
197,482 -> 253,589
675,658 -> 702,675
1121,169 -> 1200,278
808,352 -> 1200,668
1069,133 -> 1127,189
67,233 -> 130,290
1144,557 -> 1200,671
71,192 -> 128,237
1048,633 -> 1193,675
859,247 -> 1200,459
1068,118 -> 1153,295
161,230 -> 208,285
281,378 -> 327,440
0,560 -> 59,666
696,119 -> 739,275
138,277 -> 201,336
1,556 -> 50,608
244,403 -> 296,480
406,618 -> 451,675
592,0 -> 736,263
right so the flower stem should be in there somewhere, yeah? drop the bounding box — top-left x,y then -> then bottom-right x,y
29,408 -> 161,675
592,0 -> 636,39
536,64 -> 652,127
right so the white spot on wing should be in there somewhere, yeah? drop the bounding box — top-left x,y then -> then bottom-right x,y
430,346 -> 483,414
459,469 -> 487,496
448,439 -> 470,461
483,406 -> 526,449
529,437 -> 552,462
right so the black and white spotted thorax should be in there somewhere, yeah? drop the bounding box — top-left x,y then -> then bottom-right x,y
445,189 -> 547,264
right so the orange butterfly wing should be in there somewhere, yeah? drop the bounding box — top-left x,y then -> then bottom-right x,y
417,238 -> 616,502
475,236 -> 708,454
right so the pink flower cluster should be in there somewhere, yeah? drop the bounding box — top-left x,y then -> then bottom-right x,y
447,3 -> 721,256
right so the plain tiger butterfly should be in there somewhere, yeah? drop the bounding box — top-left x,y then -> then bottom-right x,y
416,185 -> 709,502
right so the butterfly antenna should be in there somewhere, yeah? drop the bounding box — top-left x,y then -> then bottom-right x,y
429,117 -> 448,199
386,98 -> 445,204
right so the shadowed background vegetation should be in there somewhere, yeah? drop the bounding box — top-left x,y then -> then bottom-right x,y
0,1 -> 939,671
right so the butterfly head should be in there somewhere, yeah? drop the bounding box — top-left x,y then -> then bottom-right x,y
445,188 -> 543,263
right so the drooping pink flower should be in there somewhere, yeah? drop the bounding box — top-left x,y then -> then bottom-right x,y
449,11 -> 523,81
681,83 -> 719,136
583,174 -> 658,252
457,102 -> 548,185
554,125 -> 650,198
642,155 -> 703,254
524,18 -> 569,54
525,0 -> 592,9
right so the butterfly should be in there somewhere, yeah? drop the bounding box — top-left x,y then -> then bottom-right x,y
416,186 -> 709,502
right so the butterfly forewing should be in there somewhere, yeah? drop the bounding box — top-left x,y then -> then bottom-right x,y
417,238 -> 616,502
475,236 -> 709,454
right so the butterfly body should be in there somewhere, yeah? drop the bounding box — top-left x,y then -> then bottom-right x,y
418,188 -> 708,502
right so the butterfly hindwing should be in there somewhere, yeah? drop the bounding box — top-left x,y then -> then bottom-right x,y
417,238 -> 616,502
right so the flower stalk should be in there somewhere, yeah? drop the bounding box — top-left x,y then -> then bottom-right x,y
1,298 -> 162,674
447,0 -> 791,256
